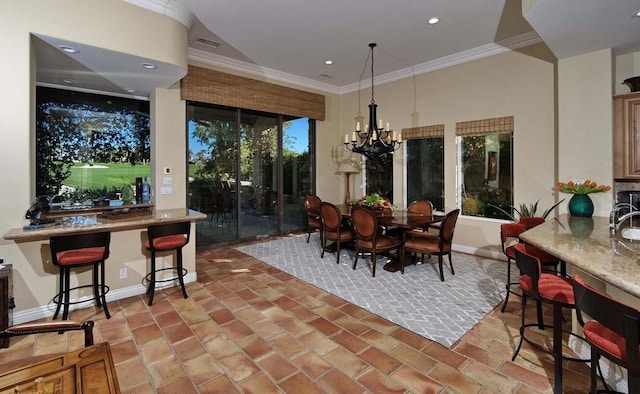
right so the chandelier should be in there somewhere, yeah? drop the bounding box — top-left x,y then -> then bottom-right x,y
344,43 -> 402,159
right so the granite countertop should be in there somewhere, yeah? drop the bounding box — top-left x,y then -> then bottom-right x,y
3,208 -> 207,241
519,214 -> 640,299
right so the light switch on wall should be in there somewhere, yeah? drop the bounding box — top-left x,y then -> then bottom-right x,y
160,187 -> 172,195
163,176 -> 172,185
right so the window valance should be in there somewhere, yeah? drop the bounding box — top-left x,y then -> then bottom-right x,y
402,124 -> 445,140
455,116 -> 514,136
181,65 -> 325,121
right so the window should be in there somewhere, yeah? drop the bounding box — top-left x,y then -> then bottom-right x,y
365,153 -> 393,202
404,125 -> 445,211
36,87 -> 150,206
456,117 -> 513,219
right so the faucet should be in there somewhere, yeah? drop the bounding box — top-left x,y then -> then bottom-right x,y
610,202 -> 639,234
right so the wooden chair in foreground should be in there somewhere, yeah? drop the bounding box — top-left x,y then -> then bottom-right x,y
403,209 -> 459,281
351,206 -> 401,277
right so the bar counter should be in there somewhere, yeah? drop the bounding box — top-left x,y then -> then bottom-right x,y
3,208 -> 206,242
519,214 -> 640,299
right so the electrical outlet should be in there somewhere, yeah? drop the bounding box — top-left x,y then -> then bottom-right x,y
119,268 -> 127,279
163,167 -> 172,175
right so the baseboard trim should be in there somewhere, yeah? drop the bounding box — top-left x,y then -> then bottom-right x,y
12,272 -> 197,325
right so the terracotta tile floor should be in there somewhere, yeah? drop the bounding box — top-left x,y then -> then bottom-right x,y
0,241 -> 596,393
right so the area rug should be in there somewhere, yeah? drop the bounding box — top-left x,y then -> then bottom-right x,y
236,234 -> 507,347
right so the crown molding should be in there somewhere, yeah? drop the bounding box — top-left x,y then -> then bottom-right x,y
187,48 -> 343,95
340,31 -> 543,94
188,32 -> 542,96
123,0 -> 196,29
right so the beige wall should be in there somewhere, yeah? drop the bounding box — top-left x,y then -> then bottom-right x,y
558,49 -> 614,217
338,47 -> 557,256
0,0 -> 190,319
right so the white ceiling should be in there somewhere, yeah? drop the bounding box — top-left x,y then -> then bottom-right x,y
35,0 -> 640,98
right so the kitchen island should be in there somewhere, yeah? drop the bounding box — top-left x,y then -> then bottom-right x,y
519,214 -> 640,299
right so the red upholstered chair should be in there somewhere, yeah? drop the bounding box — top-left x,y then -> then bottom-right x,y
499,223 -> 561,313
304,195 -> 322,243
319,202 -> 354,265
351,206 -> 401,277
50,231 -> 111,320
519,216 -> 546,230
512,243 -> 586,393
573,275 -> 640,393
144,222 -> 190,306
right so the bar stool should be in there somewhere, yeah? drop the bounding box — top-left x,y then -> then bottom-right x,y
144,222 -> 190,306
512,243 -> 587,393
573,274 -> 640,393
50,231 -> 111,320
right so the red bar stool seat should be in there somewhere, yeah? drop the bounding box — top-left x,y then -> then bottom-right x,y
512,243 -> 588,393
143,222 -> 190,306
50,232 -> 111,320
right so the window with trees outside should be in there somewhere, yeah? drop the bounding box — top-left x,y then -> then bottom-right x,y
456,117 -> 513,219
404,125 -> 445,211
36,87 -> 150,208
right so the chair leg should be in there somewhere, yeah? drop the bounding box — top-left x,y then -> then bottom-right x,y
438,255 -> 444,281
148,251 -> 157,306
62,268 -> 71,321
320,236 -> 326,258
353,246 -> 359,270
371,250 -> 376,277
501,258 -> 512,313
536,300 -> 544,329
93,262 -> 101,306
53,268 -> 64,320
335,239 -> 341,265
590,350 -> 598,394
307,230 -> 311,243
100,261 -> 111,319
176,249 -> 188,299
448,252 -> 455,275
512,294 -> 528,361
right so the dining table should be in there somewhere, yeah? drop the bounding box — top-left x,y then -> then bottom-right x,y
336,205 -> 445,272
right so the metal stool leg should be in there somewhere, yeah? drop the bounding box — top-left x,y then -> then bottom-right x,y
53,267 -> 64,320
148,251 -> 157,306
100,261 -> 110,319
62,268 -> 71,321
176,249 -> 188,299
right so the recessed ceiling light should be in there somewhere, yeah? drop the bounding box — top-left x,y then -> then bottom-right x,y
58,45 -> 79,54
62,79 -> 75,84
124,88 -> 137,93
427,17 -> 440,25
325,60 -> 333,65
140,62 -> 157,70
633,9 -> 640,17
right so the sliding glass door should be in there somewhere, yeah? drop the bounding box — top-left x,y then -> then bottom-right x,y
187,102 -> 314,247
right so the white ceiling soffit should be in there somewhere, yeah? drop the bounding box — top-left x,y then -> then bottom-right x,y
35,34 -> 187,98
524,0 -> 640,59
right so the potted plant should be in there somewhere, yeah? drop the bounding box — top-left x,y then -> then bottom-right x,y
490,199 -> 565,229
556,179 -> 611,217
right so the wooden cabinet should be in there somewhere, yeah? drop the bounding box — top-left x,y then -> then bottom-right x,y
614,92 -> 640,179
0,265 -> 13,348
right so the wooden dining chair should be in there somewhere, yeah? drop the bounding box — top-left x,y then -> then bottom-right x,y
402,209 -> 459,281
351,206 -> 401,277
304,195 -> 322,243
319,202 -> 354,265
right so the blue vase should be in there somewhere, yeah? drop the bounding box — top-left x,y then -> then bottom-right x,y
568,194 -> 594,217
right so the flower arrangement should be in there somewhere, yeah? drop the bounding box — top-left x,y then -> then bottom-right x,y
357,193 -> 393,210
556,180 -> 611,194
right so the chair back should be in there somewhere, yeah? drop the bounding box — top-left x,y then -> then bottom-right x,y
351,206 -> 378,242
573,275 -> 640,367
513,243 -> 542,297
500,222 -> 526,255
319,202 -> 342,232
147,222 -> 190,251
304,195 -> 322,216
436,209 -> 460,251
407,200 -> 433,216
50,231 -> 111,266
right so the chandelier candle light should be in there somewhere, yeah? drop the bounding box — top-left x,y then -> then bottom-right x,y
344,43 -> 402,159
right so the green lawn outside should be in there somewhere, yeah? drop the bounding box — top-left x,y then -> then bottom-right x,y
65,162 -> 151,190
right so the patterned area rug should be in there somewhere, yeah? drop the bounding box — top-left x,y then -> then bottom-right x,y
236,234 -> 507,347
